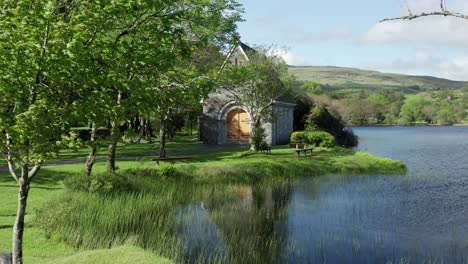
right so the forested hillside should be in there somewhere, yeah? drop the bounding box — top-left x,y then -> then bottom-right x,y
290,66 -> 468,126
289,66 -> 468,95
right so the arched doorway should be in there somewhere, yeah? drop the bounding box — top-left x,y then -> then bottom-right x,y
227,109 -> 250,142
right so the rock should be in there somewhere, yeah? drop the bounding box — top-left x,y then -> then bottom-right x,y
0,252 -> 12,264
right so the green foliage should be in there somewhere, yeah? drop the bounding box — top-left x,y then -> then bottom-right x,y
435,106 -> 457,125
0,2 -> 243,259
42,246 -> 173,264
290,131 -> 335,148
159,166 -> 181,178
290,66 -> 468,126
399,95 -> 430,125
300,80 -> 323,94
0,0 -> 244,169
251,125 -> 267,151
33,151 -> 405,262
304,131 -> 336,148
294,98 -> 358,147
221,46 -> 296,140
64,173 -> 133,194
290,131 -> 306,143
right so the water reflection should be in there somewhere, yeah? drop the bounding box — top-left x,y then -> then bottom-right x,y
176,184 -> 292,263
174,127 -> 468,263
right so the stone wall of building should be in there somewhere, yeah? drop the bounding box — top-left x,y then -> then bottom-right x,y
200,92 -> 295,146
200,42 -> 295,146
271,102 -> 295,145
200,89 -> 236,144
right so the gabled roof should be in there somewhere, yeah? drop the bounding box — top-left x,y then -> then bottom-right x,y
220,42 -> 253,70
239,42 -> 254,53
219,41 -> 295,106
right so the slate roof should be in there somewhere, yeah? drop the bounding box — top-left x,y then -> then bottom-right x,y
226,41 -> 295,105
239,42 -> 254,53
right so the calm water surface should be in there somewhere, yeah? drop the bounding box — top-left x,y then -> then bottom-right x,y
177,126 -> 468,263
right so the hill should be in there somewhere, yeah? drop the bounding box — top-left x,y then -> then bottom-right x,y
289,66 -> 468,94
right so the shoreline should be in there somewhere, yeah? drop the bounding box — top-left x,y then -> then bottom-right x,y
1,146 -> 406,263
350,124 -> 468,128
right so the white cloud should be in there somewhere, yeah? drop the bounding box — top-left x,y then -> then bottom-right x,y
269,48 -> 306,66
365,0 -> 468,48
279,49 -> 305,66
358,49 -> 468,81
358,0 -> 468,80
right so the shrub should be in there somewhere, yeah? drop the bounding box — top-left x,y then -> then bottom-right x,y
293,97 -> 359,147
251,125 -> 267,151
290,131 -> 335,148
337,128 -> 358,148
290,131 -> 306,143
64,172 -> 133,194
259,141 -> 269,150
304,131 -> 335,148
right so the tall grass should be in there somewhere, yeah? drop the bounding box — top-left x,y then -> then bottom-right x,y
34,148 -> 406,263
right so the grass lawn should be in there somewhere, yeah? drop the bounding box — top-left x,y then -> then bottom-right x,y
0,135 -> 204,167
0,137 -> 405,263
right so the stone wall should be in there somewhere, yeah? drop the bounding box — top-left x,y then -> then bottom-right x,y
200,89 -> 236,144
271,102 -> 295,145
200,92 -> 295,146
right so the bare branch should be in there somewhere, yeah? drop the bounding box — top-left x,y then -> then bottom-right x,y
382,0 -> 468,22
380,11 -> 468,22
404,0 -> 413,16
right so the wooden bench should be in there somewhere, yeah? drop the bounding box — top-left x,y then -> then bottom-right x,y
294,144 -> 314,157
152,156 -> 193,166
296,148 -> 313,156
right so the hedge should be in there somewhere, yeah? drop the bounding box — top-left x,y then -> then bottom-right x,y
290,131 -> 336,148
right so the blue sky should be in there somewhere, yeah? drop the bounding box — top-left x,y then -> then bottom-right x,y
236,0 -> 468,81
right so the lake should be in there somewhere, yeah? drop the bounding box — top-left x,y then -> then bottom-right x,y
175,126 -> 468,263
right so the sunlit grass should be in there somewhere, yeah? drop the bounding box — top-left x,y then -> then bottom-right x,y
0,137 -> 406,263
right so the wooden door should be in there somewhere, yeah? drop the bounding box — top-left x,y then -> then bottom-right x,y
227,109 -> 250,141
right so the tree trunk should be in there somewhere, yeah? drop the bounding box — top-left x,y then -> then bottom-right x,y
12,166 -> 32,264
107,121 -> 117,173
85,122 -> 97,176
107,142 -> 116,173
135,117 -> 145,144
189,118 -> 193,136
159,118 -> 167,158
106,91 -> 122,173
145,119 -> 152,143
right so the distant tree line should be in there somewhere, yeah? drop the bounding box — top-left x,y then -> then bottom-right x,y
298,81 -> 468,126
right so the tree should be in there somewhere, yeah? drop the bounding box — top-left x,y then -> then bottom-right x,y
73,0 -> 241,168
0,1 -> 80,263
0,1 -> 242,263
339,96 -> 372,126
436,106 -> 457,125
221,47 -> 295,150
399,96 -> 430,125
149,45 -> 230,157
305,103 -> 358,147
366,93 -> 391,124
300,80 -> 323,94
